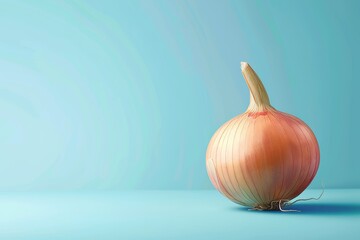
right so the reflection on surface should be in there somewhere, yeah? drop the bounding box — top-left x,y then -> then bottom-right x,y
235,203 -> 360,216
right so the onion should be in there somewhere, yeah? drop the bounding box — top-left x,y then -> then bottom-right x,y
206,62 -> 320,211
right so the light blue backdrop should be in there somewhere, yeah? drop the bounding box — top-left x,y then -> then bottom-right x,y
0,0 -> 359,191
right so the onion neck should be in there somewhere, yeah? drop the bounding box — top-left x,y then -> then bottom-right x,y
241,62 -> 274,112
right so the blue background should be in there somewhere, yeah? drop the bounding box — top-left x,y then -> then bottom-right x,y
1,0 -> 359,191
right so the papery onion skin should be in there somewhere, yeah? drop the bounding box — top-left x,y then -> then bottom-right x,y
206,62 -> 320,209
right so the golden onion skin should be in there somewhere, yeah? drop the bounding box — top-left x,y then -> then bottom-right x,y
206,63 -> 320,209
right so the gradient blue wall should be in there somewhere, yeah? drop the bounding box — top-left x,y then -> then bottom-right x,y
0,0 -> 359,191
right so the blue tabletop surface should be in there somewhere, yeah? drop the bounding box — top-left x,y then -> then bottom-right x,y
0,189 -> 359,239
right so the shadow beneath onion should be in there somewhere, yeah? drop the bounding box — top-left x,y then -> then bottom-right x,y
234,203 -> 360,216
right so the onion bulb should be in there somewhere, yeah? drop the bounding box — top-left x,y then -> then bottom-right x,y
206,62 -> 320,210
